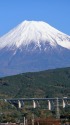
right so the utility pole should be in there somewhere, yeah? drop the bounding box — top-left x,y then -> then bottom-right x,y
56,97 -> 60,119
22,113 -> 27,125
24,116 -> 26,125
32,113 -> 34,125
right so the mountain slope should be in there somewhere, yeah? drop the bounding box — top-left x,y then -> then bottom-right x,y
0,67 -> 70,98
0,21 -> 70,77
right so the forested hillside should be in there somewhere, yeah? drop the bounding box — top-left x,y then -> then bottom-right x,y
0,67 -> 70,98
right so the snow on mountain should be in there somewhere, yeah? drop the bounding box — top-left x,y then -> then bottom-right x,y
0,20 -> 70,50
0,20 -> 70,77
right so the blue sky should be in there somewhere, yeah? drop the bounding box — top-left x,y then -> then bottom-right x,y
0,0 -> 70,36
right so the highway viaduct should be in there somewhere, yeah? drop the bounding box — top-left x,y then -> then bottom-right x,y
2,97 -> 70,110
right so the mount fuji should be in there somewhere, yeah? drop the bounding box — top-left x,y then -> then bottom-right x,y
0,20 -> 70,77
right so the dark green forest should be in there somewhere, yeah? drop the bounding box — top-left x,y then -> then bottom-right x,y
0,67 -> 70,98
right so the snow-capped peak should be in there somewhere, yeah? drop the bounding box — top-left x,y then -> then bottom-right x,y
0,20 -> 70,50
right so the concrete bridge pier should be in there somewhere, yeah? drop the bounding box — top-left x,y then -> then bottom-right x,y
33,100 -> 36,108
18,100 -> 24,108
18,100 -> 22,108
63,100 -> 66,108
21,100 -> 24,107
48,100 -> 51,110
37,101 -> 40,107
